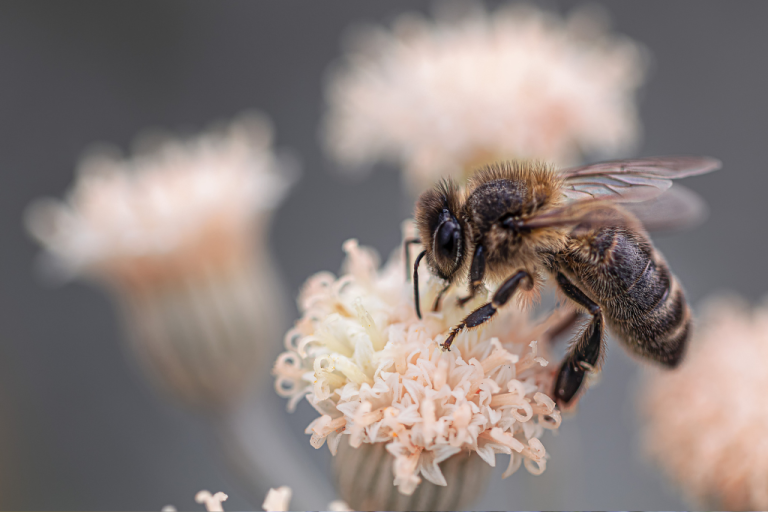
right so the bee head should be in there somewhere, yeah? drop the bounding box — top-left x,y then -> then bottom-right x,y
415,180 -> 468,281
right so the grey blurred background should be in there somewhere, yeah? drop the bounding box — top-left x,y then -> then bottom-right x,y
0,1 -> 764,510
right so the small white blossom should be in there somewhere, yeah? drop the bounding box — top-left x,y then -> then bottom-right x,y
195,490 -> 228,512
186,486 -> 348,512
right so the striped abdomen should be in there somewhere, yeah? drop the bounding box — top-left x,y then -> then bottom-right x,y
560,225 -> 690,367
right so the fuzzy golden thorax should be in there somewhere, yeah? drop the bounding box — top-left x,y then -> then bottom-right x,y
462,161 -> 567,283
415,161 -> 569,289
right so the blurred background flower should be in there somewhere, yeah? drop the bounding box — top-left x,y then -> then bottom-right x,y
25,112 -> 296,410
274,232 -> 565,510
21,112 -> 341,510
639,296 -> 768,510
322,2 -> 647,193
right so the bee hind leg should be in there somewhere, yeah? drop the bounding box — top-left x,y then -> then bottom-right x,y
553,272 -> 604,407
441,269 -> 532,350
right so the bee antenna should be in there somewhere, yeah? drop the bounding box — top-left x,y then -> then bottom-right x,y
413,250 -> 427,319
403,238 -> 421,283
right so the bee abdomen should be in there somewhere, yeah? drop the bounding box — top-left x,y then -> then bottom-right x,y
569,227 -> 692,367
610,275 -> 691,367
610,256 -> 672,319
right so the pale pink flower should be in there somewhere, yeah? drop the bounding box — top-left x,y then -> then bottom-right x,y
640,296 -> 768,510
25,112 -> 294,287
322,2 -> 647,192
25,113 -> 296,409
273,227 -> 563,497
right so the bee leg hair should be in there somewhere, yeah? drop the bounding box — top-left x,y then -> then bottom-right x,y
553,272 -> 604,406
441,269 -> 532,350
457,245 -> 486,307
542,308 -> 581,345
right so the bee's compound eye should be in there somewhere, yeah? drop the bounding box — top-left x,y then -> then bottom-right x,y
435,215 -> 461,264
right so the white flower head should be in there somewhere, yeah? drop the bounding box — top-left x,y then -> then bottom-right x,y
274,225 -> 563,496
640,296 -> 768,510
25,111 -> 296,288
322,2 -> 647,192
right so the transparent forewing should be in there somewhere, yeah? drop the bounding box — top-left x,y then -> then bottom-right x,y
559,156 -> 721,203
522,200 -> 630,230
621,184 -> 709,233
523,185 -> 708,234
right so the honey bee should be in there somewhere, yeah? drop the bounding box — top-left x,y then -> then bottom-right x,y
408,157 -> 720,407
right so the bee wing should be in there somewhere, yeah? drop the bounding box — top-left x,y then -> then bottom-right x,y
559,156 -> 721,203
523,185 -> 709,233
522,200 -> 628,230
621,184 -> 709,233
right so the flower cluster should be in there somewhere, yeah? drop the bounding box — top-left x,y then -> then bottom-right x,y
274,233 -> 563,495
322,2 -> 646,192
25,112 -> 295,290
640,297 -> 768,510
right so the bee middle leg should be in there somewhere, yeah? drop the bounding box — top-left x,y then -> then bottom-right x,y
432,282 -> 451,312
553,272 -> 604,407
441,269 -> 532,350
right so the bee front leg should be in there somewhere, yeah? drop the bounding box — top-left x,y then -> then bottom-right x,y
457,245 -> 486,307
442,269 -> 532,350
553,272 -> 604,407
